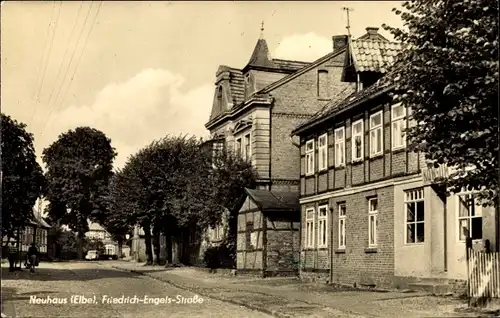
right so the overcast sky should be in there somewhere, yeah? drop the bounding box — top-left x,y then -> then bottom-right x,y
1,1 -> 404,170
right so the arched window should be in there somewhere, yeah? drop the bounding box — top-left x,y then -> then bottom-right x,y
217,86 -> 223,111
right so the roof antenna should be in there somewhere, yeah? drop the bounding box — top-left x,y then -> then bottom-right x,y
260,21 -> 264,39
342,7 -> 354,38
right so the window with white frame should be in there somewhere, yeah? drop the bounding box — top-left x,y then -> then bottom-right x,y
305,140 -> 315,175
405,188 -> 425,244
352,119 -> 364,161
338,203 -> 346,249
244,133 -> 251,161
391,103 -> 406,149
318,134 -> 328,171
334,127 -> 345,167
318,205 -> 328,248
305,208 -> 315,248
368,198 -> 378,247
370,111 -> 383,157
458,194 -> 483,241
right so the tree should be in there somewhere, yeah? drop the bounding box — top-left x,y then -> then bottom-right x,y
207,147 -> 257,264
42,127 -> 117,259
83,237 -> 105,255
1,113 -> 46,241
105,170 -> 135,259
106,135 -> 256,266
383,0 -> 499,205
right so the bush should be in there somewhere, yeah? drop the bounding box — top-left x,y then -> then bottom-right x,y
203,244 -> 234,269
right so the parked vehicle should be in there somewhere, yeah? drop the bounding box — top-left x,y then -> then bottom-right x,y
85,250 -> 99,261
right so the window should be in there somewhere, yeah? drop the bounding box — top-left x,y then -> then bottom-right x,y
246,222 -> 255,249
317,205 -> 328,248
458,194 -> 483,241
217,86 -> 223,111
368,198 -> 378,247
212,141 -> 224,168
235,138 -> 242,157
318,134 -> 328,171
352,119 -> 364,161
338,203 -> 346,249
405,188 -> 425,244
305,208 -> 315,248
305,140 -> 315,175
370,111 -> 383,157
391,103 -> 406,150
317,70 -> 329,98
244,134 -> 251,161
334,127 -> 345,167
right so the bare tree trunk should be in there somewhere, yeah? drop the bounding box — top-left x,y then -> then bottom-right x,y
143,222 -> 153,265
77,231 -> 84,260
152,225 -> 160,265
165,234 -> 173,265
117,240 -> 123,259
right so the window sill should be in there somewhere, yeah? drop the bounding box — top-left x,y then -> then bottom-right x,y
334,249 -> 346,254
365,247 -> 378,253
369,153 -> 384,160
392,147 -> 406,154
317,246 -> 328,250
334,165 -> 346,170
318,168 -> 328,174
403,243 -> 425,246
305,173 -> 315,177
351,159 -> 363,165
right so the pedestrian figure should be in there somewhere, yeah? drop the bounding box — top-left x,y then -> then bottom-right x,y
28,243 -> 38,273
7,241 -> 18,272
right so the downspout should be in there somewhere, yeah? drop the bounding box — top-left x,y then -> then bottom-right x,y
290,133 -> 301,275
268,97 -> 274,191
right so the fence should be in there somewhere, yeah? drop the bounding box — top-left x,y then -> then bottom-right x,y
467,248 -> 500,304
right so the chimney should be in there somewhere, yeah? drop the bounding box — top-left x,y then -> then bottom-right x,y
332,35 -> 348,52
366,27 -> 379,36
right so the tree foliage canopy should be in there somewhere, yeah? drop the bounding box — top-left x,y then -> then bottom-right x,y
42,127 -> 117,234
108,135 -> 257,236
1,113 -> 46,237
383,0 -> 499,205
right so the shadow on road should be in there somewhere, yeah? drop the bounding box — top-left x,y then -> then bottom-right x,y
1,267 -> 144,282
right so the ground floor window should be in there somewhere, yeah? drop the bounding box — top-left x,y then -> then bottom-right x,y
405,188 -> 424,244
305,208 -> 315,248
458,194 -> 483,241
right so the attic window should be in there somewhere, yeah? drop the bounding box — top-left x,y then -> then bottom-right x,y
217,86 -> 223,111
317,70 -> 329,99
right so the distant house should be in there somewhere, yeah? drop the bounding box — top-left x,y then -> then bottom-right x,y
2,209 -> 51,260
291,27 -> 498,289
86,221 -> 117,256
201,26 -> 356,275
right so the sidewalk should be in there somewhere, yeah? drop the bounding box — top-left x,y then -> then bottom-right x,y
101,261 -> 498,317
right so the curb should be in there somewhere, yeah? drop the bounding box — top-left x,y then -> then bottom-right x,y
112,266 -> 290,318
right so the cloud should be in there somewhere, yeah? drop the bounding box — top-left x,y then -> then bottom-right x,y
42,68 -> 213,169
273,33 -> 332,62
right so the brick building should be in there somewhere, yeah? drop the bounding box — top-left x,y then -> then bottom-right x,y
203,27 -> 355,275
291,28 -> 498,289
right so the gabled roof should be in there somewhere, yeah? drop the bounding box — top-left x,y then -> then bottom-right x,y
349,37 -> 402,73
245,188 -> 299,213
292,75 -> 394,135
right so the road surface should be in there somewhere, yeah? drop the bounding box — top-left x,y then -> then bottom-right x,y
1,261 -> 271,318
